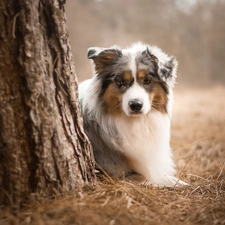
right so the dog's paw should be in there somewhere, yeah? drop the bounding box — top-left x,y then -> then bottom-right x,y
157,176 -> 189,187
175,179 -> 189,186
126,174 -> 189,187
141,176 -> 189,187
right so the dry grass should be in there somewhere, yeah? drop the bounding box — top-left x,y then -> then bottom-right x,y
1,86 -> 225,225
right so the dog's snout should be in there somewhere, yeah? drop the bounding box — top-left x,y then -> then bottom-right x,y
129,99 -> 143,112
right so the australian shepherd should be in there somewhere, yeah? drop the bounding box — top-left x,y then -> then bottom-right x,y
79,42 -> 186,186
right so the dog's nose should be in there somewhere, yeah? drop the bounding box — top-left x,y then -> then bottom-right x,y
129,99 -> 143,112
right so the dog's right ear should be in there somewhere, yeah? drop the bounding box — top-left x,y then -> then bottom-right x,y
87,47 -> 122,74
87,47 -> 104,59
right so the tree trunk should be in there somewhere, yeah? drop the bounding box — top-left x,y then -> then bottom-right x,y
0,0 -> 95,208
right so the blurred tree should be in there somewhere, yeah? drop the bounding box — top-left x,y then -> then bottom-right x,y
66,0 -> 225,86
0,0 -> 95,208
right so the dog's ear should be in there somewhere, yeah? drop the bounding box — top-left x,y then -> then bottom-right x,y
87,47 -> 104,59
143,47 -> 178,87
157,56 -> 178,87
87,47 -> 122,74
142,47 -> 159,64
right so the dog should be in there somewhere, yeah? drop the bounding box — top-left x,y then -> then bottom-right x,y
79,42 -> 186,186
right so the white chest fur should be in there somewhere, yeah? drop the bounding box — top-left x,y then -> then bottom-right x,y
114,112 -> 176,185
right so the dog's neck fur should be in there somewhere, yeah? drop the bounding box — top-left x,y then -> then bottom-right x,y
114,112 -> 174,183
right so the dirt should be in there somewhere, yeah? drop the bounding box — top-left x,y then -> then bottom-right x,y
1,86 -> 225,225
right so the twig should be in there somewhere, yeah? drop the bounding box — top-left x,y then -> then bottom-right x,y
186,185 -> 200,197
176,137 -> 206,153
186,173 -> 208,181
216,162 -> 225,180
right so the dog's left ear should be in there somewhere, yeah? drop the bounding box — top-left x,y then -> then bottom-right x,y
157,56 -> 178,87
143,47 -> 178,87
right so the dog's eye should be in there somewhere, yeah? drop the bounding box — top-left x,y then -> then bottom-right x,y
149,72 -> 155,76
116,79 -> 126,88
143,77 -> 152,85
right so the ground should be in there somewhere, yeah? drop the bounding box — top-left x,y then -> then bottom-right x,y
1,86 -> 225,225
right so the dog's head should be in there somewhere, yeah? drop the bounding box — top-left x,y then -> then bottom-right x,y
87,42 -> 178,117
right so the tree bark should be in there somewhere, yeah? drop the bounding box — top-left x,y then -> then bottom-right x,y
0,0 -> 95,208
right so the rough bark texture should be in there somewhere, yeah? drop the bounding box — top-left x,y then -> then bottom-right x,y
0,0 -> 95,208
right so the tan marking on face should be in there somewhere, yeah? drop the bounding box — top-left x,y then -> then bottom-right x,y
150,82 -> 168,114
123,70 -> 133,82
137,69 -> 148,81
102,84 -> 123,116
136,69 -> 168,114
